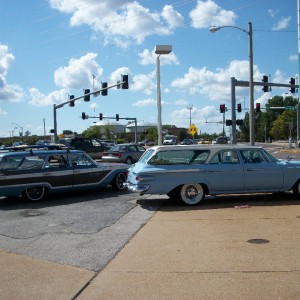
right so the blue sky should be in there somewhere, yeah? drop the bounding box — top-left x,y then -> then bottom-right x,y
0,0 -> 298,137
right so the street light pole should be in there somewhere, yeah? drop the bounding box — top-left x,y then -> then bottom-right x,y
209,22 -> 255,145
155,45 -> 172,146
187,104 -> 193,127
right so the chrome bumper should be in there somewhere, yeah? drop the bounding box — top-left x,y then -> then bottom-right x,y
125,181 -> 150,194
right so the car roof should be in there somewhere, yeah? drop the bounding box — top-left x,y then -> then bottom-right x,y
149,144 -> 263,152
0,149 -> 84,158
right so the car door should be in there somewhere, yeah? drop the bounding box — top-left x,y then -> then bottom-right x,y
205,150 -> 245,193
69,152 -> 110,186
42,154 -> 74,188
240,149 -> 284,191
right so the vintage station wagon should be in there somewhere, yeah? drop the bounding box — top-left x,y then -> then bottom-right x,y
0,149 -> 128,201
126,145 -> 300,205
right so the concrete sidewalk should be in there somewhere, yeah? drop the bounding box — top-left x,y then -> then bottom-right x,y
2,196 -> 300,299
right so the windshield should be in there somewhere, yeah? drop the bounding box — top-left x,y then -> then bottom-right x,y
263,149 -> 279,162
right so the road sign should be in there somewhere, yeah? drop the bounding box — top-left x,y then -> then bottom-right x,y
189,124 -> 198,136
285,106 -> 296,110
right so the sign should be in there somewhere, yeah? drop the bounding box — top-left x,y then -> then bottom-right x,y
285,106 -> 296,110
189,124 -> 198,136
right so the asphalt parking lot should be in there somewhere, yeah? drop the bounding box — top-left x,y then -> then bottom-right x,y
0,189 -> 165,271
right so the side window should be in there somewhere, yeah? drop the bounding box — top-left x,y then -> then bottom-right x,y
149,150 -> 209,165
0,156 -> 22,170
240,150 -> 267,164
19,156 -> 46,170
69,153 -> 94,166
210,150 -> 239,164
128,145 -> 136,152
47,155 -> 68,168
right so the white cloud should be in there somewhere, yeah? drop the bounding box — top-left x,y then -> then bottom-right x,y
0,107 -> 8,115
289,54 -> 297,61
268,9 -> 279,18
132,98 -> 156,107
175,99 -> 189,106
110,67 -> 131,86
0,44 -> 24,102
189,0 -> 237,29
50,1 -> 183,46
161,5 -> 184,29
272,16 -> 291,31
131,73 -> 156,95
171,59 -> 263,103
29,88 -> 68,106
54,52 -> 103,89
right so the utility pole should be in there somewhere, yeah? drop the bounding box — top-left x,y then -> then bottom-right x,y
187,105 -> 193,127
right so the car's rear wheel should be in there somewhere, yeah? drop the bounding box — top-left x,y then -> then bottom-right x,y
179,183 -> 205,205
125,157 -> 133,164
23,186 -> 46,201
112,173 -> 127,191
292,180 -> 300,198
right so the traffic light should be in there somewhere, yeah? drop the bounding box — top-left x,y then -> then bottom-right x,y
116,114 -> 119,121
225,119 -> 232,126
69,95 -> 75,107
236,119 -> 244,126
101,82 -> 108,96
220,104 -> 225,113
237,103 -> 242,112
290,77 -> 295,93
121,75 -> 129,89
99,113 -> 103,120
256,103 -> 261,112
82,112 -> 86,120
84,89 -> 90,102
262,75 -> 269,92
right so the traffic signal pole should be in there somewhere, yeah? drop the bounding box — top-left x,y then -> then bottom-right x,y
53,75 -> 129,142
82,114 -> 137,143
230,77 -> 299,144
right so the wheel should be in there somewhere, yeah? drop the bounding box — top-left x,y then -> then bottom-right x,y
179,183 -> 205,206
112,173 -> 127,191
23,186 -> 46,201
293,180 -> 300,198
125,157 -> 133,164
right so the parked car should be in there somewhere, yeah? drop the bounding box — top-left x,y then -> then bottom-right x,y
102,140 -> 116,147
58,137 -> 109,159
198,138 -> 211,144
139,140 -> 155,147
213,136 -> 229,144
163,135 -> 177,145
180,139 -> 193,145
36,140 -> 51,146
102,144 -> 146,164
0,149 -> 128,201
126,144 -> 300,206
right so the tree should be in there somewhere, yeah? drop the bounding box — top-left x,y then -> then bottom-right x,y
82,125 -> 101,138
177,129 -> 187,142
270,111 -> 296,139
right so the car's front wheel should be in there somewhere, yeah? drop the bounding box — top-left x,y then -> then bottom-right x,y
179,183 -> 205,205
293,180 -> 300,198
112,173 -> 127,191
23,186 -> 46,201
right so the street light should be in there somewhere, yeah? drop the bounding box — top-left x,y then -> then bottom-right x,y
155,45 -> 172,145
11,122 -> 23,138
209,22 -> 255,145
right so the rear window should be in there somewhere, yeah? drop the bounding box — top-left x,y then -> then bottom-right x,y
148,150 -> 210,165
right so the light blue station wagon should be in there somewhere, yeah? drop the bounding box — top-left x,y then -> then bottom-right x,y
126,145 -> 300,205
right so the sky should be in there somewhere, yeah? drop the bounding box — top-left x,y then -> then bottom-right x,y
0,0 -> 298,138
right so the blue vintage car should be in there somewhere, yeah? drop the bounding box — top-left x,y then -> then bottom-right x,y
126,145 -> 300,205
0,149 -> 128,201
